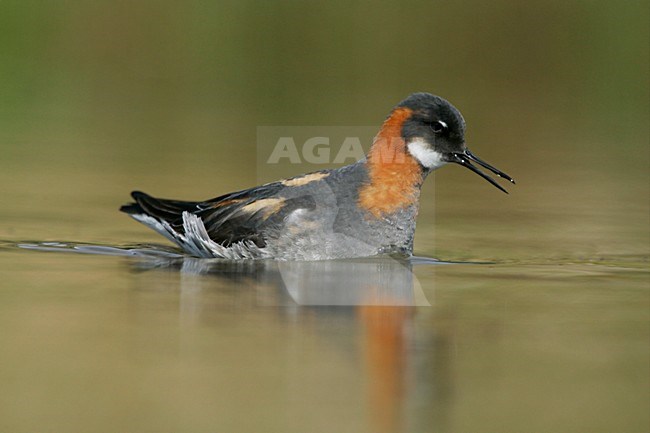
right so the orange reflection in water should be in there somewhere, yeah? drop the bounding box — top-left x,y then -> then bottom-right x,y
360,305 -> 414,433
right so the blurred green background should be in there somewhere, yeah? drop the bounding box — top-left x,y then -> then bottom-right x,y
0,1 -> 647,246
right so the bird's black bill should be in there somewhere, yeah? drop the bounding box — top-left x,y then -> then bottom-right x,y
450,150 -> 515,194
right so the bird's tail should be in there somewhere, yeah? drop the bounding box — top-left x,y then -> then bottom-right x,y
120,191 -> 199,229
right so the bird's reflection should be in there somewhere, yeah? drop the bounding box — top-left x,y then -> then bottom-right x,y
135,253 -> 439,433
14,240 -> 436,306
133,254 -> 431,433
132,255 -> 432,307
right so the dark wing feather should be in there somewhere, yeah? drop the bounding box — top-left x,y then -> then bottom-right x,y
199,195 -> 316,247
121,183 -> 314,248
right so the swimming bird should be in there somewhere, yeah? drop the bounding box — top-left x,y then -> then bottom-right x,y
120,93 -> 515,260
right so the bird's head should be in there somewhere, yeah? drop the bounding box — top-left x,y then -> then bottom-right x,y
369,92 -> 515,193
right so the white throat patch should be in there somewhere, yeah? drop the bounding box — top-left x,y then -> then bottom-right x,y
407,139 -> 447,170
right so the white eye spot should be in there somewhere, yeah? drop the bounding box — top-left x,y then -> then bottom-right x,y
407,139 -> 447,170
438,120 -> 447,129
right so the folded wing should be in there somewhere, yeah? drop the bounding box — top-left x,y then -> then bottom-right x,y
120,182 -> 315,249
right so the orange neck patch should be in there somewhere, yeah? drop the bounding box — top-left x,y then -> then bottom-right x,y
359,107 -> 424,217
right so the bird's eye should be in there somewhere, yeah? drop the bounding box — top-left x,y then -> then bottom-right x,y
430,120 -> 448,134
